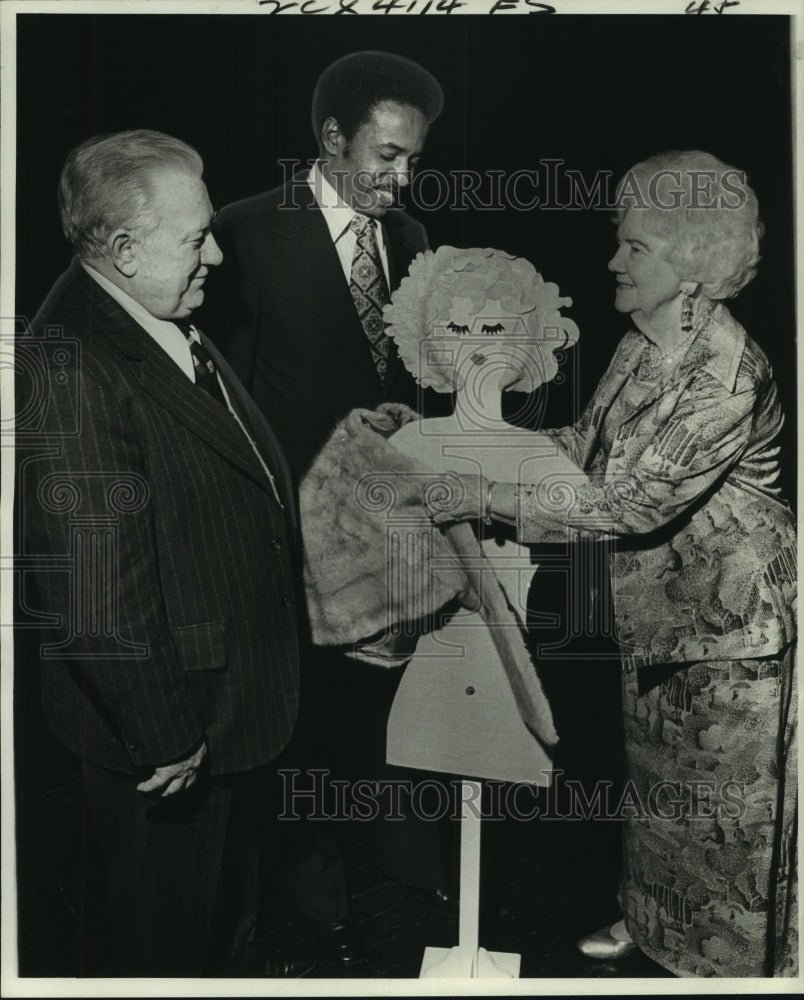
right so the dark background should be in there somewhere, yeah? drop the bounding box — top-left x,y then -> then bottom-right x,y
14,5 -> 797,805
12,11 -> 796,975
17,12 -> 795,455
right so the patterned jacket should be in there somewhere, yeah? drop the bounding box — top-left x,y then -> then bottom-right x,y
518,304 -> 797,669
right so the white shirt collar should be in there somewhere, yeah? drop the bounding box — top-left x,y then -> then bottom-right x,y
81,261 -> 195,379
308,161 -> 383,248
82,262 -> 178,336
81,263 -> 283,506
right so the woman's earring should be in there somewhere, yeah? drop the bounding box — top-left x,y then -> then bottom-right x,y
681,291 -> 694,332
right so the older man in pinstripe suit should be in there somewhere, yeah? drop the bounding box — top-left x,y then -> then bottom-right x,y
17,130 -> 305,976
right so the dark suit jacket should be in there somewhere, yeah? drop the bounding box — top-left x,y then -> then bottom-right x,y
206,174 -> 448,480
17,260 -> 300,776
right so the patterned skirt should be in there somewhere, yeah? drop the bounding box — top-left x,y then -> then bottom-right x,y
620,646 -> 798,977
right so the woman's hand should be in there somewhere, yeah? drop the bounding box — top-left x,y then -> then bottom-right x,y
424,473 -> 518,528
424,471 -> 489,526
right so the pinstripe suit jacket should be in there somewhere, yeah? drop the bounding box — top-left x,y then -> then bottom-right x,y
18,260 -> 300,776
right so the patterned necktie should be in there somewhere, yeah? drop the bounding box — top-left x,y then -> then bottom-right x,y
348,214 -> 391,382
179,323 -> 226,406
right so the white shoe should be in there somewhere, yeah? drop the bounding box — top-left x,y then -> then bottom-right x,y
576,919 -> 636,959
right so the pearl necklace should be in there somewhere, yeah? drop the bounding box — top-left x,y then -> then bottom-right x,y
637,306 -> 715,381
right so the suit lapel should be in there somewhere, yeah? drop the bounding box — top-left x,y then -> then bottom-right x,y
79,269 -> 281,494
273,176 -> 385,395
202,333 -> 298,527
271,178 -> 356,314
378,213 -> 418,402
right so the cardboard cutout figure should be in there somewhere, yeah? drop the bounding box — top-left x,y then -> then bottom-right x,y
302,247 -> 583,775
382,247 -> 582,783
300,247 -> 583,977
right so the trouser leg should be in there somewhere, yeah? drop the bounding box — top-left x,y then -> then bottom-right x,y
83,761 -> 232,977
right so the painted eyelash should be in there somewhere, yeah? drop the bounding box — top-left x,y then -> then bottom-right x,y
446,322 -> 507,334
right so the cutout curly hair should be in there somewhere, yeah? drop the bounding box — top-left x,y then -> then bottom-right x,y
384,246 -> 579,393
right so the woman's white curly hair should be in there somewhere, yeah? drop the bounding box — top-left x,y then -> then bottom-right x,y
384,246 -> 579,393
615,150 -> 763,300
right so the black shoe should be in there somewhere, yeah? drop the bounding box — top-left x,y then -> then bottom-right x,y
423,886 -> 458,915
224,927 -> 316,978
389,878 -> 459,915
311,918 -> 360,967
262,940 -> 318,977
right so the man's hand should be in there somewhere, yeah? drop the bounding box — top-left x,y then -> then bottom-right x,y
136,740 -> 208,797
425,471 -> 488,527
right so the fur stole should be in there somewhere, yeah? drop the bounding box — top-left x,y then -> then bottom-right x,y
300,403 -> 558,746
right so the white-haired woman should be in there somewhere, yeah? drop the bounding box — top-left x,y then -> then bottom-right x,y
430,151 -> 797,977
